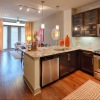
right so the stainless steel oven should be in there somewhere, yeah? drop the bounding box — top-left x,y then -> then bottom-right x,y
97,24 -> 100,36
93,50 -> 100,80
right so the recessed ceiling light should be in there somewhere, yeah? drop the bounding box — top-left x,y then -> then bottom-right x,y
27,8 -> 30,12
19,6 -> 23,10
38,10 -> 41,13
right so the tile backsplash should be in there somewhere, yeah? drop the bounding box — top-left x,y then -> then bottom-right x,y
71,37 -> 100,50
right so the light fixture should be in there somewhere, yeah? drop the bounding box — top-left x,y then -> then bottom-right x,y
19,6 -> 23,10
18,5 -> 41,14
41,1 -> 45,29
56,25 -> 59,30
56,6 -> 59,30
27,36 -> 31,44
16,18 -> 20,24
74,27 -> 78,31
38,10 -> 41,14
27,8 -> 30,12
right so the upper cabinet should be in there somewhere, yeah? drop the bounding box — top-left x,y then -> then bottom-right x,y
99,8 -> 100,24
84,9 -> 98,36
72,13 -> 84,37
72,8 -> 99,37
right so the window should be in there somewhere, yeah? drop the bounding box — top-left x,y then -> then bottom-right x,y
3,26 -> 8,49
3,25 -> 25,49
11,27 -> 18,48
21,27 -> 25,43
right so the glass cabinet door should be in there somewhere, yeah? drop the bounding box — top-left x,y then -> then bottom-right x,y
72,13 -> 84,36
84,9 -> 98,36
99,8 -> 100,24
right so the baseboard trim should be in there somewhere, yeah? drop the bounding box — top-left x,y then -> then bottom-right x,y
23,75 -> 41,95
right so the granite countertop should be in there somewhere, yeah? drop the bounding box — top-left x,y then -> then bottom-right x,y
19,46 -> 95,58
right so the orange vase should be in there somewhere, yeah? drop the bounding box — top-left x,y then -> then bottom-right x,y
65,35 -> 70,47
60,39 -> 64,46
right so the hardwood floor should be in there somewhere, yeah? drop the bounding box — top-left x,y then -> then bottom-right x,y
0,51 -> 100,100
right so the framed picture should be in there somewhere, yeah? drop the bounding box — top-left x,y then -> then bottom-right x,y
37,28 -> 44,42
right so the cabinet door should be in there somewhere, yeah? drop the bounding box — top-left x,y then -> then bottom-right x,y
59,51 -> 77,78
99,8 -> 100,24
69,51 -> 77,72
76,50 -> 81,69
84,9 -> 98,36
72,13 -> 84,36
59,53 -> 70,78
81,51 -> 93,74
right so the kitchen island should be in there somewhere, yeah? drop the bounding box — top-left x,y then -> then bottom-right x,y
21,46 -> 93,95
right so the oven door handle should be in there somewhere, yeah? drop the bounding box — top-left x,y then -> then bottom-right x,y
98,60 -> 100,69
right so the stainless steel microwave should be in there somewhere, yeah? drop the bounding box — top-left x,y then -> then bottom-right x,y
97,24 -> 100,36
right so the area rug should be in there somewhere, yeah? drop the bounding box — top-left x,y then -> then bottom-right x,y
62,80 -> 100,100
10,51 -> 21,59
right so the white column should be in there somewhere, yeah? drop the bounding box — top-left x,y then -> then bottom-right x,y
63,9 -> 72,39
33,58 -> 41,95
24,54 -> 41,95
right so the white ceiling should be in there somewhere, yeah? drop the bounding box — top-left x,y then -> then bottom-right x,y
0,0 -> 99,22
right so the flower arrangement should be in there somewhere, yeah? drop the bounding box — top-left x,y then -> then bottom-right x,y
33,31 -> 39,42
31,31 -> 39,51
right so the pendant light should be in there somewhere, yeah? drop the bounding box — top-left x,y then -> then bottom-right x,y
56,6 -> 59,30
41,1 -> 45,29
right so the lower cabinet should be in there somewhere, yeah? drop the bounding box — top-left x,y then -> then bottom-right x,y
40,50 -> 94,86
59,51 -> 77,78
81,50 -> 93,75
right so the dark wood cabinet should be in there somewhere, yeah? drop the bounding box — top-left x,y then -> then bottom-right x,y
99,8 -> 100,24
84,9 -> 98,36
72,13 -> 84,36
69,51 -> 77,72
59,51 -> 76,78
76,50 -> 81,69
81,50 -> 93,75
72,8 -> 99,37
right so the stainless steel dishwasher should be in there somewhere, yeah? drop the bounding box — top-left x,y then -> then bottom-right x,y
40,55 -> 59,87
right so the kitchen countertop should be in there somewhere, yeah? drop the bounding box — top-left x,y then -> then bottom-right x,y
19,46 -> 94,58
22,46 -> 95,95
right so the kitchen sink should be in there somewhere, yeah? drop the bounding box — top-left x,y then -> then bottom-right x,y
53,47 -> 69,51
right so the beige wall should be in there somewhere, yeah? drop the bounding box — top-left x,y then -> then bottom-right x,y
76,1 -> 100,13
33,11 -> 64,46
64,9 -> 72,38
25,22 -> 33,44
0,19 -> 3,51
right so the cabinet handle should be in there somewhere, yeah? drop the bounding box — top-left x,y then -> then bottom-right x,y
83,52 -> 92,55
68,54 -> 70,61
92,57 -> 94,66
